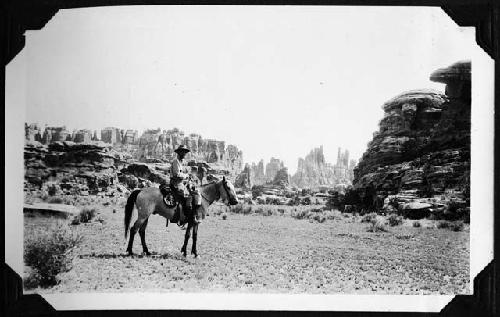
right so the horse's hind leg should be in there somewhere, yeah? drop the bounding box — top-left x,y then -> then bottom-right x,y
180,222 -> 193,257
126,216 -> 147,255
139,218 -> 151,256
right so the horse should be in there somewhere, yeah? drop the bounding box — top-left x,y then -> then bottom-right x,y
124,176 -> 238,257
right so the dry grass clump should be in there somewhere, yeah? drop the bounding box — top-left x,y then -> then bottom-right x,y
450,221 -> 465,232
436,220 -> 464,231
24,224 -> 82,288
387,214 -> 403,227
367,216 -> 388,233
47,197 -> 64,204
361,212 -> 378,223
71,207 -> 98,225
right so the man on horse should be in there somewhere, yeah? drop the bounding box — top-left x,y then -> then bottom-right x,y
168,145 -> 201,227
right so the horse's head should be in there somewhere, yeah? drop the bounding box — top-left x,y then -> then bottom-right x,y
218,176 -> 239,206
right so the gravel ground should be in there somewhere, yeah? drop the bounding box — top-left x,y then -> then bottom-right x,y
25,206 -> 470,295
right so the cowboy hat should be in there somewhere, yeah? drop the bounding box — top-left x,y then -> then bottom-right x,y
174,145 -> 190,154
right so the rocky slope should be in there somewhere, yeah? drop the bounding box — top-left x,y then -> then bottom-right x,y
353,61 -> 471,218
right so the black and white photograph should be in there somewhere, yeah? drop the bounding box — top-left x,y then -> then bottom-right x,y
4,4 -> 495,312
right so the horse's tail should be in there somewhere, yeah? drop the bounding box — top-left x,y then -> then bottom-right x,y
124,189 -> 141,239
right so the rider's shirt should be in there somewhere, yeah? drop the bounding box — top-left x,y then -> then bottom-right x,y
170,157 -> 188,186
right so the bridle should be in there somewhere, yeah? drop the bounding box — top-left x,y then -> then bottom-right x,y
199,180 -> 233,206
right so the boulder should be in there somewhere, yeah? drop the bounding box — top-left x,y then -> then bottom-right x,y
402,202 -> 432,219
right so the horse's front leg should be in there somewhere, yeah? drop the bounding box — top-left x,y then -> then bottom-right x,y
180,222 -> 193,257
191,223 -> 199,258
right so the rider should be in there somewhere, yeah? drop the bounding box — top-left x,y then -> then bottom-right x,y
169,145 -> 199,226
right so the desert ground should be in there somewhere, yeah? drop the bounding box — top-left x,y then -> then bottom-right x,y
24,198 -> 469,295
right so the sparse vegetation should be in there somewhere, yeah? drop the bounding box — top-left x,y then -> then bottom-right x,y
450,221 -> 465,232
437,220 -> 450,229
47,197 -> 64,204
387,214 -> 403,227
367,216 -> 388,232
72,207 -> 97,224
361,212 -> 378,223
24,224 -> 82,288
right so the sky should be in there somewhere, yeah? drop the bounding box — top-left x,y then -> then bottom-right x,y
20,6 -> 476,174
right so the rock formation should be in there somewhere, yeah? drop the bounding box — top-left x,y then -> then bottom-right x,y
272,167 -> 290,187
26,125 -> 244,179
291,146 -> 354,189
353,60 -> 471,218
265,158 -> 285,182
250,160 -> 266,185
24,141 -> 124,196
235,163 -> 252,189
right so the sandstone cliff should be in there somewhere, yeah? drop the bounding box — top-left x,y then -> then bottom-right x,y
353,60 -> 471,218
25,125 -> 244,181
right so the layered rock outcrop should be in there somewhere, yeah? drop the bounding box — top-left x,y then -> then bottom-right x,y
291,146 -> 355,189
24,141 -> 125,196
25,125 -> 244,179
353,61 -> 471,218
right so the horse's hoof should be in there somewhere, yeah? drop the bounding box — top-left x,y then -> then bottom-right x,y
143,251 -> 151,256
127,251 -> 134,256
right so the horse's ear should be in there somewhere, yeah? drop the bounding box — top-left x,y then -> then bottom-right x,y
223,176 -> 226,182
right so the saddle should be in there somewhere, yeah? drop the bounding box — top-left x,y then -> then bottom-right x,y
159,183 -> 177,208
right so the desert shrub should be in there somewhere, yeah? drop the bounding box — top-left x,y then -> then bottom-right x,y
436,220 -> 451,229
323,209 -> 342,220
450,221 -> 464,232
251,185 -> 264,199
344,187 -> 362,206
47,196 -> 64,204
253,207 -> 265,215
78,207 -> 97,223
47,184 -> 58,196
291,208 -> 308,220
301,196 -> 311,205
261,208 -> 273,216
70,216 -> 80,225
231,204 -> 244,214
361,212 -> 377,223
325,190 -> 345,211
24,225 -> 82,288
222,213 -> 227,220
265,197 -> 281,205
287,196 -> 301,206
413,221 -> 421,228
367,216 -> 388,232
310,213 -> 326,223
387,214 -> 403,227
